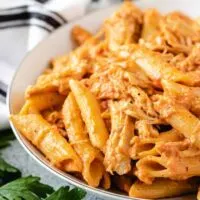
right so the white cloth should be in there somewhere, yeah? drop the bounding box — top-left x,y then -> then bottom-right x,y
0,0 -> 91,130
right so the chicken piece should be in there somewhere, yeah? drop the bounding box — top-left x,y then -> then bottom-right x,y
104,101 -> 134,175
104,1 -> 143,51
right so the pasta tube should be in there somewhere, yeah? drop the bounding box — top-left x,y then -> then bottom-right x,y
72,25 -> 93,45
136,153 -> 200,184
26,59 -> 88,97
196,17 -> 200,25
132,46 -> 200,86
62,93 -> 104,187
162,79 -> 200,116
20,92 -> 65,115
135,120 -> 159,138
112,175 -> 132,193
129,179 -> 198,199
69,79 -> 109,152
10,114 -> 82,172
104,1 -> 143,51
101,172 -> 111,190
130,129 -> 183,159
154,96 -> 200,149
25,74 -> 60,97
197,186 -> 200,200
141,9 -> 162,41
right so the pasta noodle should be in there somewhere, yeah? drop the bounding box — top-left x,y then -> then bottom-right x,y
129,179 -> 198,199
104,1 -> 143,51
141,9 -> 162,41
62,93 -> 104,187
112,175 -> 133,193
135,120 -> 159,138
162,79 -> 200,116
154,96 -> 200,149
69,79 -> 109,152
100,172 -> 111,190
131,46 -> 200,87
72,25 -> 93,45
20,92 -> 65,114
10,114 -> 82,172
12,1 -> 200,199
136,144 -> 200,184
130,129 -> 183,159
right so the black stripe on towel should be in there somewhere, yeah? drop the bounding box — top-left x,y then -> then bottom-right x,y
0,81 -> 7,92
0,11 -> 62,29
0,5 -> 67,27
0,82 -> 7,103
34,0 -> 50,3
0,23 -> 52,32
0,6 -> 28,11
0,88 -> 6,98
51,11 -> 67,24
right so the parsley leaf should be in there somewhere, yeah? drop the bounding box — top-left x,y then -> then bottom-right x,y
0,176 -> 54,200
0,157 -> 21,185
0,131 -> 86,200
45,186 -> 70,200
46,186 -> 86,200
67,187 -> 87,200
0,130 -> 15,149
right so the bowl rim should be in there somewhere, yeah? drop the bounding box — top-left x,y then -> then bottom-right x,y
7,1 -> 196,200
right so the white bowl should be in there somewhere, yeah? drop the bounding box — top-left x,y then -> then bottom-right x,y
8,0 -> 200,199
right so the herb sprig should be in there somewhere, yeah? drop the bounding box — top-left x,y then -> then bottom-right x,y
0,130 -> 86,200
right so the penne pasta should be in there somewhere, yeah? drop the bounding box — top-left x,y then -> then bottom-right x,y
112,175 -> 133,193
69,79 -> 109,152
25,74 -> 60,97
62,93 -> 104,187
132,46 -> 200,86
19,101 -> 39,115
135,120 -> 159,138
130,129 -> 183,159
20,92 -> 66,115
154,96 -> 200,149
101,172 -> 111,190
104,1 -> 143,51
136,137 -> 200,183
196,17 -> 200,27
72,25 -> 93,45
161,12 -> 200,47
141,9 -> 162,41
129,179 -> 198,199
10,114 -> 82,172
198,186 -> 200,200
136,153 -> 200,184
162,79 -> 200,116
